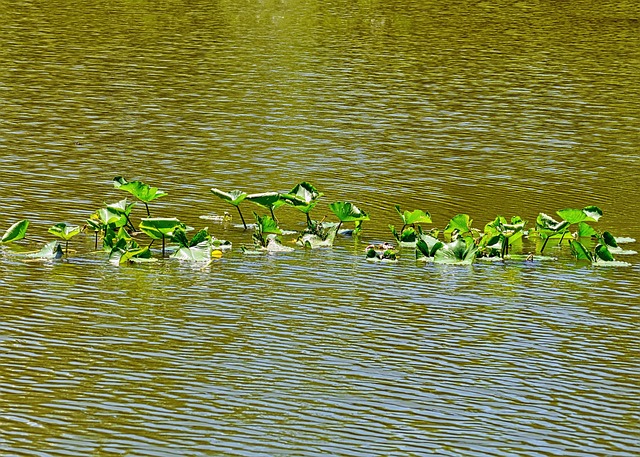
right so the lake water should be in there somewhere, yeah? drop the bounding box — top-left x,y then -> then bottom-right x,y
1,0 -> 639,455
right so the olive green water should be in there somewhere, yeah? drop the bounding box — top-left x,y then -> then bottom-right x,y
1,1 -> 639,455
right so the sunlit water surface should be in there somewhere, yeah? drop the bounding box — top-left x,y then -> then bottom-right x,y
1,0 -> 639,455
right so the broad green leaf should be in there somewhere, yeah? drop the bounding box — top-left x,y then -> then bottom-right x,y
245,192 -> 286,210
139,218 -> 183,240
25,241 -> 64,260
582,206 -> 603,222
106,198 -> 136,216
576,222 -> 597,238
210,188 -> 247,207
434,237 -> 477,264
113,176 -> 168,203
569,240 -> 593,261
189,228 -> 210,247
48,223 -> 81,241
329,201 -> 370,222
536,213 -> 571,235
444,214 -> 473,237
109,239 -> 154,265
171,242 -> 212,262
96,207 -> 127,227
556,208 -> 587,224
395,205 -> 432,225
1,219 -> 29,243
297,224 -> 338,248
282,182 -> 323,214
557,206 -> 603,224
254,213 -> 281,235
594,244 -> 615,262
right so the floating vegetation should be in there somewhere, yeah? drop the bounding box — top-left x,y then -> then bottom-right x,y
0,178 -> 636,268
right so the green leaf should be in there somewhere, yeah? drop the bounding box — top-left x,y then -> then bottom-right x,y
96,207 -> 127,227
601,231 -> 618,248
138,218 -> 183,240
282,182 -> 323,214
113,176 -> 168,203
557,206 -> 603,224
48,223 -> 81,241
594,244 -> 615,262
434,237 -> 477,264
328,201 -> 370,222
582,206 -> 603,222
444,214 -> 473,237
416,234 -> 443,259
245,192 -> 286,210
25,241 -> 64,260
254,213 -> 281,235
569,240 -> 593,261
171,242 -> 212,262
536,213 -> 571,236
106,198 -> 136,216
1,219 -> 29,243
576,222 -> 597,238
210,188 -> 247,207
395,205 -> 432,225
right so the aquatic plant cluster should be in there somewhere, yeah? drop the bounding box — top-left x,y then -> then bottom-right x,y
0,177 -> 636,266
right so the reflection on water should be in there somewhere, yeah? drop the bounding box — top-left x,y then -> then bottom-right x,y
1,0 -> 639,455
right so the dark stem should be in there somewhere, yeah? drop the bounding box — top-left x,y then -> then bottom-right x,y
540,236 -> 550,254
557,232 -> 567,246
235,206 -> 247,230
306,213 -> 312,226
125,215 -> 136,231
65,240 -> 69,257
144,202 -> 151,217
336,221 -> 343,234
161,235 -> 165,257
270,207 -> 278,223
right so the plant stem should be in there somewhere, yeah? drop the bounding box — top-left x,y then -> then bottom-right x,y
557,232 -> 567,246
540,236 -> 550,254
144,202 -> 151,217
235,206 -> 247,230
161,235 -> 165,257
65,241 -> 69,257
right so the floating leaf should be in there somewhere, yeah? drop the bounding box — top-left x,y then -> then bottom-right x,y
1,219 -> 29,243
171,242 -> 212,262
25,241 -> 64,260
434,237 -> 477,264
